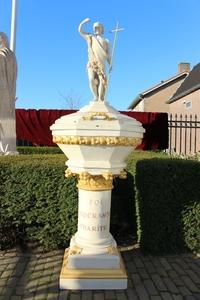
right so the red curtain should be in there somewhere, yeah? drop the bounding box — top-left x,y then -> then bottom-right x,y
16,109 -> 168,150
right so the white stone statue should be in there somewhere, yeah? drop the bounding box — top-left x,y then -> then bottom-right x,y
0,32 -> 18,155
78,18 -> 112,102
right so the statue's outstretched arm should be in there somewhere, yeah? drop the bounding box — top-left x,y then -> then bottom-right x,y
78,18 -> 90,40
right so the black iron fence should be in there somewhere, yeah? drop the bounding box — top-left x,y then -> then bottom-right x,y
17,139 -> 33,146
168,114 -> 200,155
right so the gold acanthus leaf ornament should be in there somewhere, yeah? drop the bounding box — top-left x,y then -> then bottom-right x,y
77,172 -> 113,191
53,135 -> 142,147
64,169 -> 128,190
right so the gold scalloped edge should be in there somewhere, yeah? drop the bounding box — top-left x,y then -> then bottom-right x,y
53,135 -> 142,146
65,169 -> 127,182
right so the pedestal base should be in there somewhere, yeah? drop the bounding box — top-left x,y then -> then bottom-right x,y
60,248 -> 127,290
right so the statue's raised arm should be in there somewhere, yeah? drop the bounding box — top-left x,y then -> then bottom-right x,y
78,18 -> 111,102
78,18 -> 91,40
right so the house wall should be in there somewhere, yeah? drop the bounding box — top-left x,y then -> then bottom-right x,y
133,99 -> 144,112
169,90 -> 200,155
143,80 -> 185,113
169,89 -> 200,115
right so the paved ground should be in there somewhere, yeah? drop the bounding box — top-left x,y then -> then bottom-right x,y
0,246 -> 199,300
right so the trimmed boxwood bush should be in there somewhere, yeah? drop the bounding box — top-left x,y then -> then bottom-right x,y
0,154 -> 137,250
135,158 -> 200,254
0,155 -> 77,250
182,202 -> 200,253
17,146 -> 62,155
1,152 -> 200,253
111,174 -> 136,237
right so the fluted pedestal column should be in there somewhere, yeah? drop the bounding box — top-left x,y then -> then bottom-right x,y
60,175 -> 127,290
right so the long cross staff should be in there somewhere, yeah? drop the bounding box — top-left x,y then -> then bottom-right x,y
105,22 -> 124,100
10,0 -> 18,52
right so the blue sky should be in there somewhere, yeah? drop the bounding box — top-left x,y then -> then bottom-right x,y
1,0 -> 200,110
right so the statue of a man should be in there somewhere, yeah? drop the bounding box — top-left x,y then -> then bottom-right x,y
78,18 -> 112,102
0,32 -> 17,154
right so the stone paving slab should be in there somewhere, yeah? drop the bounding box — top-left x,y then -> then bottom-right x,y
0,247 -> 199,300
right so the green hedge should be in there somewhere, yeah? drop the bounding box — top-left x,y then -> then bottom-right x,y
17,146 -> 62,155
135,158 -> 200,254
0,154 -> 136,250
0,155 -> 77,250
182,202 -> 200,252
1,152 -> 200,253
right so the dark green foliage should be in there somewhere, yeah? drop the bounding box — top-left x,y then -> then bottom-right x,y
0,155 -> 77,250
1,152 -> 199,254
17,146 -> 62,155
182,202 -> 200,252
135,158 -> 200,254
0,154 -> 137,250
111,173 -> 136,237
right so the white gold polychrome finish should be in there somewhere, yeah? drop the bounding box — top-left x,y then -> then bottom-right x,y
50,101 -> 144,176
50,73 -> 144,290
51,100 -> 144,290
60,248 -> 127,290
61,145 -> 132,175
72,189 -> 115,253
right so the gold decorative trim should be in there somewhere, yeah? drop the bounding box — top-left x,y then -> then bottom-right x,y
82,112 -> 116,121
69,246 -> 82,256
102,172 -> 113,181
53,135 -> 142,147
64,168 -> 128,184
107,246 -> 118,255
60,248 -> 127,279
65,169 -> 76,178
77,172 -> 113,191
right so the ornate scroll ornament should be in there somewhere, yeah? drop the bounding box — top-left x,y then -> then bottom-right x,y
82,112 -> 116,121
77,172 -> 113,191
53,135 -> 142,147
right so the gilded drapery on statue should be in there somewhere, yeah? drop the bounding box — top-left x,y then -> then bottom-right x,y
78,18 -> 112,102
0,32 -> 17,154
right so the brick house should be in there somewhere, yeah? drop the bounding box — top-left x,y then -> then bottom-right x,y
128,63 -> 190,112
167,63 -> 200,154
167,63 -> 200,114
128,63 -> 200,154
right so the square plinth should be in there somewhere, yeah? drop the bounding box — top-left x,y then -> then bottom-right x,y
60,248 -> 127,290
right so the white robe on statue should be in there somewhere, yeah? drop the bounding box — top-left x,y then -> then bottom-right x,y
87,35 -> 109,87
0,37 -> 17,154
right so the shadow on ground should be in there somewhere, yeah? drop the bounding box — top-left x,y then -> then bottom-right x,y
0,245 -> 199,300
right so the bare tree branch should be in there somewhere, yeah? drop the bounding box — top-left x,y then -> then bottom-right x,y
59,89 -> 82,110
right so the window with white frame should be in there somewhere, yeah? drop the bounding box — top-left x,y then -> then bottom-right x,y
185,101 -> 192,109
